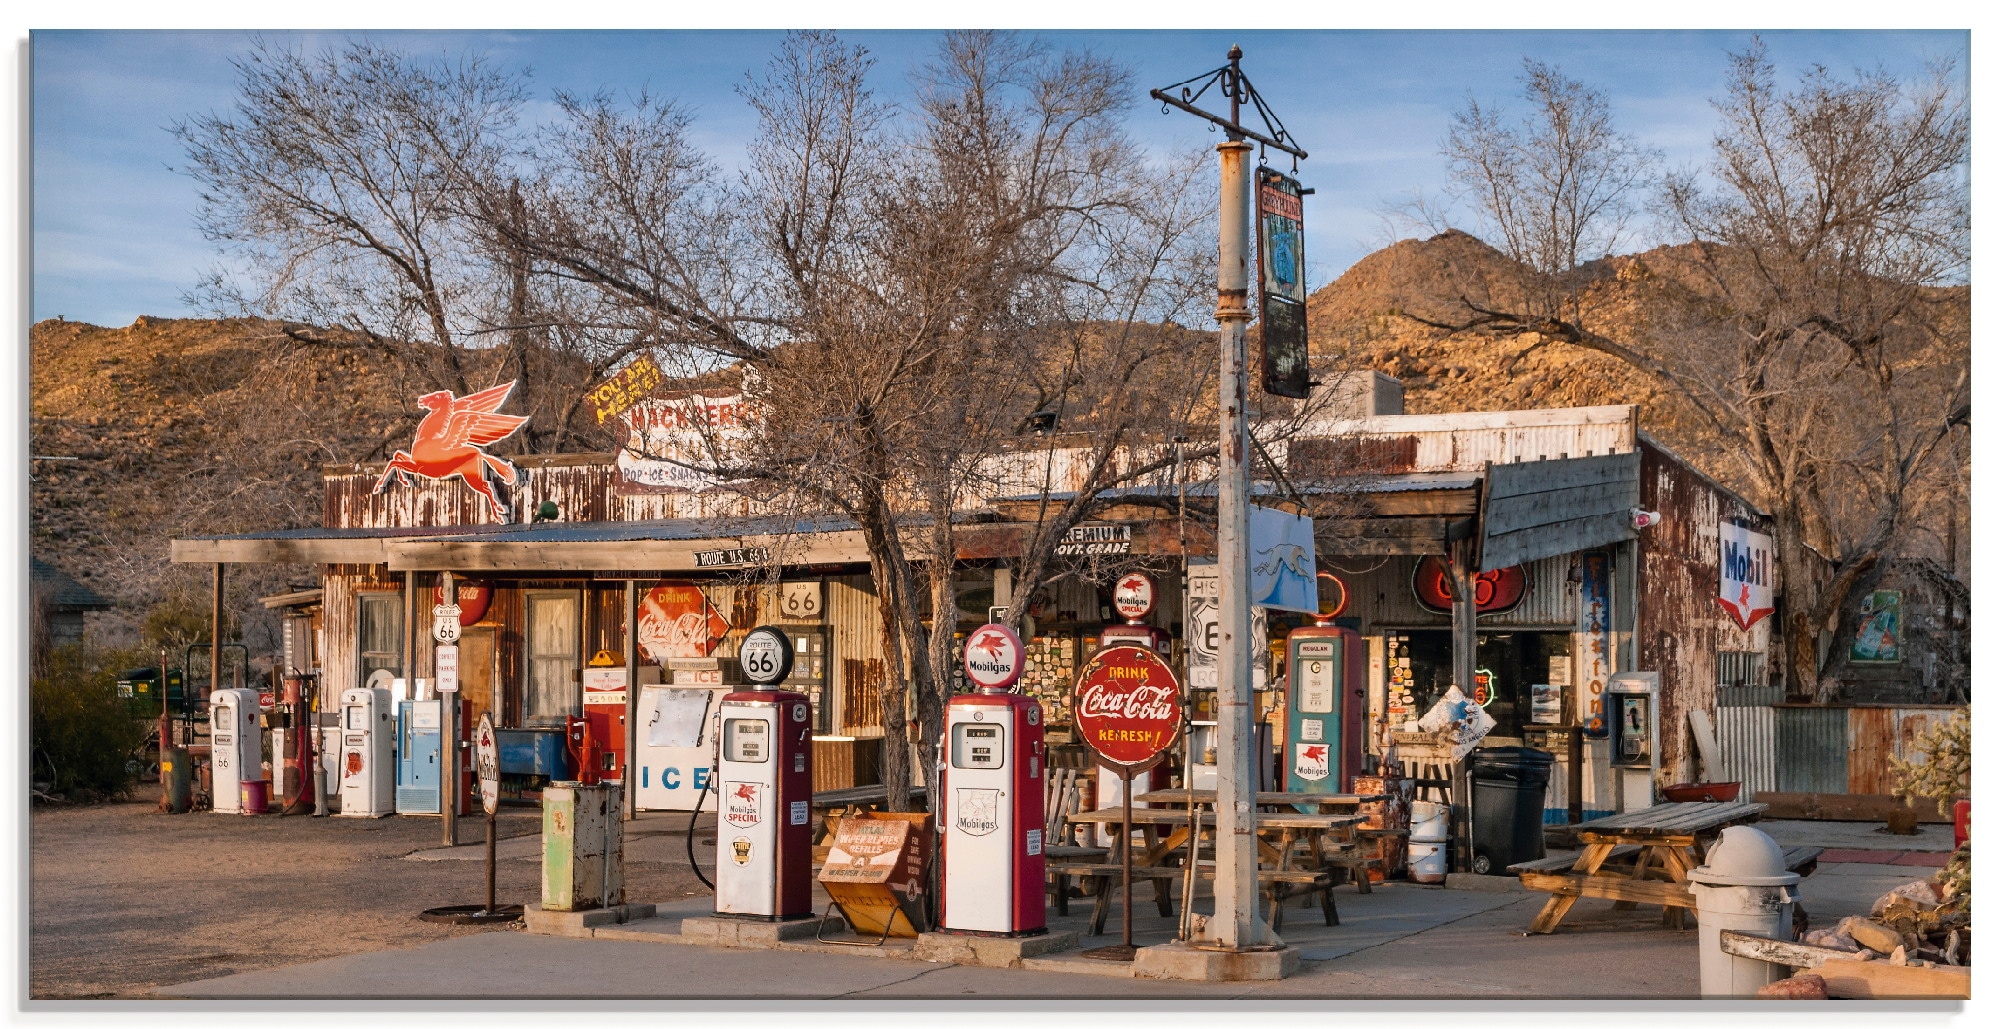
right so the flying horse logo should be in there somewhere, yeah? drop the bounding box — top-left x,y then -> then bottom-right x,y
373,382 -> 531,520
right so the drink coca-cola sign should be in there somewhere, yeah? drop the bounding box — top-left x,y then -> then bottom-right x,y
1073,645 -> 1182,767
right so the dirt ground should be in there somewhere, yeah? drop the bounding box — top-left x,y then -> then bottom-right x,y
28,800 -> 713,999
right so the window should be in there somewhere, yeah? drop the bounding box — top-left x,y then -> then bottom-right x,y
524,591 -> 580,726
357,592 -> 403,688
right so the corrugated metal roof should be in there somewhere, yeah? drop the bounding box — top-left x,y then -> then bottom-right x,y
180,514 -> 862,546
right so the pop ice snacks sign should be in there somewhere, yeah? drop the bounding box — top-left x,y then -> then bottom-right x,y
1072,645 -> 1182,767
615,389 -> 754,493
1717,521 -> 1777,631
963,624 -> 1026,690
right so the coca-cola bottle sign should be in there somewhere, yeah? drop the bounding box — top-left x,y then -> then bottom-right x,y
1073,644 -> 1183,766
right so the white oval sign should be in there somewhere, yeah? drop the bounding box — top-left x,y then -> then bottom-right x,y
1112,572 -> 1155,621
474,713 -> 500,815
963,623 -> 1026,691
739,626 -> 794,685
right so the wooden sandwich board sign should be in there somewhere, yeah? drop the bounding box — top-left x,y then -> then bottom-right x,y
817,812 -> 930,939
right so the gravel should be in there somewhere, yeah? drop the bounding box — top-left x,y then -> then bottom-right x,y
29,800 -> 715,999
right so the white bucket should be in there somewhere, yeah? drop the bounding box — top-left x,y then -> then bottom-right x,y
1409,840 -> 1447,883
1410,800 -> 1449,842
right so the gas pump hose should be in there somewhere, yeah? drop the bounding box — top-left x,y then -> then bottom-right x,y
687,775 -> 715,889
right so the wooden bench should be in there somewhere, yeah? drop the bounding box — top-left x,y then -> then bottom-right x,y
1047,862 -> 1339,935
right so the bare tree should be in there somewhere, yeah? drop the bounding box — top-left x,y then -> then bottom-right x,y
1399,42 -> 1969,700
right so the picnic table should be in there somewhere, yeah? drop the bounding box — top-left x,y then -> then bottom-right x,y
1053,806 -> 1366,934
1510,800 -> 1816,934
1132,788 -> 1385,810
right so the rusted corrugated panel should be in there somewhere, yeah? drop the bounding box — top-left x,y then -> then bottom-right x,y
321,573 -> 358,694
325,459 -> 622,529
1846,706 -> 1896,794
1774,705 -> 1848,793
1290,436 -> 1420,477
1412,422 -> 1637,473
830,575 -> 887,738
1714,700 -> 1778,796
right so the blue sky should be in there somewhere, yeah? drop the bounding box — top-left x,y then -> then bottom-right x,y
29,28 -> 1966,327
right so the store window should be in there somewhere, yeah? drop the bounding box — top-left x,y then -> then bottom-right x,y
356,592 -> 403,688
525,591 -> 581,726
1383,629 -> 1572,740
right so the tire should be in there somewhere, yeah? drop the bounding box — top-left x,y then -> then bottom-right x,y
1472,852 -> 1492,875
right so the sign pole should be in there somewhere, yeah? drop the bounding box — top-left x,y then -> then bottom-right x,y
1119,766 -> 1136,953
441,571 -> 458,848
486,805 -> 498,914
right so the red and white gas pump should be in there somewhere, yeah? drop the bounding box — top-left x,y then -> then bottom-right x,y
712,626 -> 815,921
940,623 -> 1047,936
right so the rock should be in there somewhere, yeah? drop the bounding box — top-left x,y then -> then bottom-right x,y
1873,880 -> 1941,915
1945,930 -> 1961,965
1756,973 -> 1828,1000
1889,945 -> 1909,966
1802,928 -> 1860,952
1848,918 -> 1904,955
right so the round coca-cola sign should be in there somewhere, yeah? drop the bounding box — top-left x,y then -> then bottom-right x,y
1073,644 -> 1182,766
1111,572 -> 1155,621
962,623 -> 1025,691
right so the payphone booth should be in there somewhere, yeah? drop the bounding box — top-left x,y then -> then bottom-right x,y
940,623 -> 1046,937
209,687 -> 263,814
1283,625 -> 1366,795
713,628 -> 815,921
337,687 -> 395,817
1606,671 -> 1660,812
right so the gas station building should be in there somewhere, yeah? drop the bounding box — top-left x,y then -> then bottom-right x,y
171,389 -> 1781,823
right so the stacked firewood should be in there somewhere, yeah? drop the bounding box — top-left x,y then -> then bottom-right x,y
1797,879 -> 1970,968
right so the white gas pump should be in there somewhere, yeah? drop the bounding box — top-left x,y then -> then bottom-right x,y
208,688 -> 262,814
712,628 -> 815,921
940,624 -> 1047,936
336,687 -> 396,818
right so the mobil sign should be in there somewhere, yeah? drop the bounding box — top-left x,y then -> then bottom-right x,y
1717,521 -> 1776,631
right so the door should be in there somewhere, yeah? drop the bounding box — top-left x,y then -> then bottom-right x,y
458,627 -> 499,726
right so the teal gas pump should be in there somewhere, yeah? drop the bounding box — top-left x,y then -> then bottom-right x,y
1283,573 -> 1366,795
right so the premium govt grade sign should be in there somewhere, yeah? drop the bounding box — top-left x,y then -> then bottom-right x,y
1072,644 -> 1182,767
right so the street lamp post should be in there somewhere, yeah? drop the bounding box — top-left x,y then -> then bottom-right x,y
1149,45 -> 1307,953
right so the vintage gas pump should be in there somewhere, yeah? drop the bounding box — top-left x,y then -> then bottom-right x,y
337,686 -> 395,817
209,688 -> 263,813
1284,572 -> 1366,794
940,623 -> 1047,936
581,650 -> 629,782
1606,671 -> 1661,812
712,626 -> 815,921
397,698 -> 444,815
564,716 -> 603,787
1091,573 -> 1166,830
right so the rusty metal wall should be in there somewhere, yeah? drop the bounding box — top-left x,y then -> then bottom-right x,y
1714,683 -> 1781,797
1774,705 -> 1850,794
1635,439 -> 1775,787
1302,409 -> 1637,476
325,458 -> 620,528
1769,704 -> 1960,796
829,574 -> 888,738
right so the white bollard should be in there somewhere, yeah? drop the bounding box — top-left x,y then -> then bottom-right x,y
1685,826 -> 1800,997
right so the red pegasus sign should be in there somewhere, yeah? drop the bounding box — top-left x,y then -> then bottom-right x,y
374,382 -> 531,520
1072,644 -> 1182,767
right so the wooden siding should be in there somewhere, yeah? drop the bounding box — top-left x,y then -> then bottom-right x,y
325,458 -> 619,529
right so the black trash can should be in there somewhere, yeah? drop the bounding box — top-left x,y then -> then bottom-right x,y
1468,746 -> 1556,875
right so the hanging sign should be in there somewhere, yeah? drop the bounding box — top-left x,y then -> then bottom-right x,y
474,713 -> 500,815
1717,521 -> 1776,631
372,381 -> 531,521
430,580 -> 492,626
1412,556 -> 1528,615
1257,167 -> 1310,399
638,582 -> 731,662
1250,504 -> 1318,613
962,623 -> 1025,691
1111,573 -> 1155,621
1072,645 -> 1183,768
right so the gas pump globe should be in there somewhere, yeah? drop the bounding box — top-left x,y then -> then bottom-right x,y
712,627 -> 815,922
940,623 -> 1048,937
